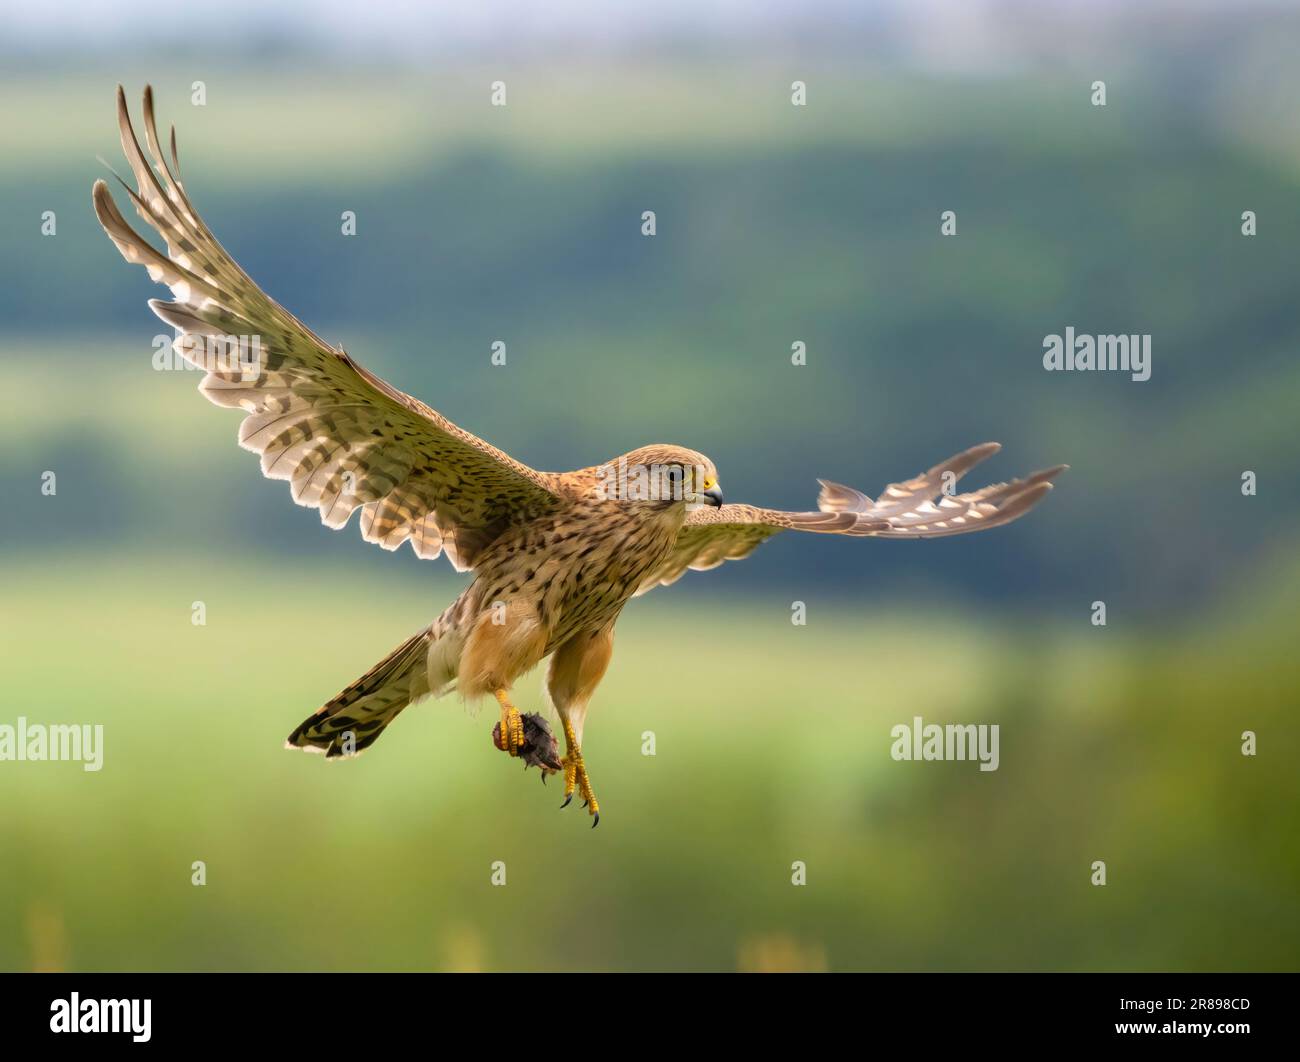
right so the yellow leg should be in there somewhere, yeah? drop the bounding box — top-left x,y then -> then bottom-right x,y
559,716 -> 599,827
494,689 -> 524,756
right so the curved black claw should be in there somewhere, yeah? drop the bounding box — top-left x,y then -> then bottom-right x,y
561,793 -> 573,809
591,812 -> 600,829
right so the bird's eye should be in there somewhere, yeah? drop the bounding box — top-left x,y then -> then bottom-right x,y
661,465 -> 684,497
702,476 -> 716,490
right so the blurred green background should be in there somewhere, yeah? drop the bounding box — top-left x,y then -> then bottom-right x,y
1,1 -> 1297,971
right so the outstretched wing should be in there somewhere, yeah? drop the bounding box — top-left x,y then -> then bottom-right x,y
92,86 -> 561,570
636,443 -> 1065,595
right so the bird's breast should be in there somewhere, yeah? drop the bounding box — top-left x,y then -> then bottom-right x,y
474,504 -> 683,650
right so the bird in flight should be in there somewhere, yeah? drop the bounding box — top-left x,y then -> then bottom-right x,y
93,87 -> 1065,826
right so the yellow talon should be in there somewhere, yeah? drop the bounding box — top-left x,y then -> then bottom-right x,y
559,717 -> 599,824
494,689 -> 524,757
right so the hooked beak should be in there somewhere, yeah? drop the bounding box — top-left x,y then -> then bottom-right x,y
702,485 -> 724,508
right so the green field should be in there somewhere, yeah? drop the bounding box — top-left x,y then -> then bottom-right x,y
2,554 -> 1295,971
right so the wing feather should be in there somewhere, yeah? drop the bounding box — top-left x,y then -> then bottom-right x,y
637,445 -> 1065,594
93,86 -> 562,570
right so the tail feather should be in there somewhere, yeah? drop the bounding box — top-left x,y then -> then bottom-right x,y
286,627 -> 433,758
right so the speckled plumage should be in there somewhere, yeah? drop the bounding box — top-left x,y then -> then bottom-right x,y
93,87 -> 1064,817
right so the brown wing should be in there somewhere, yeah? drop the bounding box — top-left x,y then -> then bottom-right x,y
636,443 -> 1065,594
92,86 -> 561,570
633,505 -> 862,596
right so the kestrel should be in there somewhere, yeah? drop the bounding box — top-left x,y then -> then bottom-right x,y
93,87 -> 1065,826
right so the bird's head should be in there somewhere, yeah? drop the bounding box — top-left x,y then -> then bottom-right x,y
597,444 -> 723,509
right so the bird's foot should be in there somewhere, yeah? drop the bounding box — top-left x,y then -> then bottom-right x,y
493,690 -> 525,756
492,691 -> 563,774
559,719 -> 599,827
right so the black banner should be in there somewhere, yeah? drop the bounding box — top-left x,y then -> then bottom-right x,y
0,972 -> 1289,1048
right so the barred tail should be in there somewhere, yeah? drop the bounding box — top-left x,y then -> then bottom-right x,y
286,627 -> 433,758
